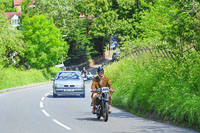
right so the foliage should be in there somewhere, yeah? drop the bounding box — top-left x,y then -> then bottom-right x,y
80,0 -> 154,49
22,0 -> 97,65
0,67 -> 60,89
20,0 -> 154,64
22,15 -> 69,69
134,0 -> 200,50
79,0 -> 200,53
0,0 -> 13,8
0,0 -> 16,12
65,18 -> 95,65
0,12 -> 24,67
20,0 -> 200,64
105,51 -> 200,130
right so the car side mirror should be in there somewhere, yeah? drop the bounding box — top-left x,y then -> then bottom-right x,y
51,78 -> 55,81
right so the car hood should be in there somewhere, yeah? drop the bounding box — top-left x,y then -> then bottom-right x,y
55,79 -> 83,85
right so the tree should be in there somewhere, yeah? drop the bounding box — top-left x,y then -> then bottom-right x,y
22,15 -> 69,69
22,0 -> 97,65
0,12 -> 24,67
81,0 -> 153,48
136,0 -> 200,52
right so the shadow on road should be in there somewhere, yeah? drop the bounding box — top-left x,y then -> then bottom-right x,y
47,94 -> 85,99
109,112 -> 138,119
76,117 -> 99,122
109,112 -> 196,133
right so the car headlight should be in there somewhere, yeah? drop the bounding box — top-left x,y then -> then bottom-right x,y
55,84 -> 63,88
76,84 -> 83,88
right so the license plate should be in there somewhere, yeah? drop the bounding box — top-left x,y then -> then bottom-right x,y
65,89 -> 74,92
102,88 -> 109,93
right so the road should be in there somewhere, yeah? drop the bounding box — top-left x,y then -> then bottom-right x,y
0,80 -> 197,133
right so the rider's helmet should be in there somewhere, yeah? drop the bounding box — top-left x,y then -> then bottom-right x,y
97,66 -> 104,74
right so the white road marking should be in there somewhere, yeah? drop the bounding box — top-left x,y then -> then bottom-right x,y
42,110 -> 50,117
41,97 -> 45,101
41,91 -> 72,130
52,119 -> 72,130
45,93 -> 49,97
40,102 -> 43,108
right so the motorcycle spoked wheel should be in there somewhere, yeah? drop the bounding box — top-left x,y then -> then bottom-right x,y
97,114 -> 101,120
103,102 -> 109,122
96,104 -> 101,120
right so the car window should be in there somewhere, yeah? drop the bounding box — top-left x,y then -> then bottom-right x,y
57,72 -> 80,80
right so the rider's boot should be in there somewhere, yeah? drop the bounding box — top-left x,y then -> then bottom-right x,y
108,106 -> 112,114
92,106 -> 95,114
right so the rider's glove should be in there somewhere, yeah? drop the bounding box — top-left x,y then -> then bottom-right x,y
110,89 -> 114,93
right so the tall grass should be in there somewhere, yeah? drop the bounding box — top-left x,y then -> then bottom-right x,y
0,67 -> 60,89
105,52 -> 200,130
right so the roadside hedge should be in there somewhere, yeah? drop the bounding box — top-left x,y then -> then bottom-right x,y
0,67 -> 60,90
105,51 -> 200,131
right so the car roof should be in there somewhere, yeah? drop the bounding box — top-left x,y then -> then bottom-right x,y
57,71 -> 81,74
59,71 -> 80,72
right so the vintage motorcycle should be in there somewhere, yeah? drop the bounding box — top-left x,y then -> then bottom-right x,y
93,87 -> 113,122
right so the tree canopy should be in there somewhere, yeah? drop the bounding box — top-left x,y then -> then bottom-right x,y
1,0 -> 200,68
22,15 -> 68,69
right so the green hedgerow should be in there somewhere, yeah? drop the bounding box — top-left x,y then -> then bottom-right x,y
105,51 -> 200,130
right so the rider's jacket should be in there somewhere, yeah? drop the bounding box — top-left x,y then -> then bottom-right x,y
91,76 -> 113,90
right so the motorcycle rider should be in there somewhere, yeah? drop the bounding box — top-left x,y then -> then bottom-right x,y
91,66 -> 114,114
81,67 -> 87,78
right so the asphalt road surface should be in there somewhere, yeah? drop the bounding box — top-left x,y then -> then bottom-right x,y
0,80 -> 197,133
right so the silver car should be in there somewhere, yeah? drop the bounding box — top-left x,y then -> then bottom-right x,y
51,71 -> 85,97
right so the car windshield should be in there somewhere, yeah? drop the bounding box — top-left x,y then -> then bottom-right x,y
57,72 -> 80,80
114,52 -> 120,55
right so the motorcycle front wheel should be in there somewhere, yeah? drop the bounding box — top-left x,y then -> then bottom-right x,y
97,114 -> 101,120
103,102 -> 109,122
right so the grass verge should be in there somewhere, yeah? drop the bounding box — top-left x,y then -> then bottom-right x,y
0,67 -> 60,90
105,51 -> 200,131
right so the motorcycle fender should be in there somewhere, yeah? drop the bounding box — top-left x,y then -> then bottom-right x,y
104,98 -> 109,102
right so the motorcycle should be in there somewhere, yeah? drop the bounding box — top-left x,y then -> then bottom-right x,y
82,73 -> 93,81
81,74 -> 88,81
93,87 -> 113,122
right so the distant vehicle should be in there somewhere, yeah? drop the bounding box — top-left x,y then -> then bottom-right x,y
107,42 -> 118,50
111,43 -> 116,50
112,51 -> 120,61
87,72 -> 94,80
81,73 -> 93,81
51,71 -> 85,97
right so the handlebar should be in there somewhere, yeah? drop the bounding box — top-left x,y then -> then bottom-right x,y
91,87 -> 114,93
